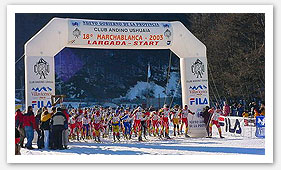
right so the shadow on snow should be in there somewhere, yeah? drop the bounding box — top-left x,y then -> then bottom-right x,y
62,141 -> 265,155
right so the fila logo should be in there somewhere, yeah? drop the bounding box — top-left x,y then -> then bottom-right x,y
189,97 -> 208,105
32,100 -> 52,108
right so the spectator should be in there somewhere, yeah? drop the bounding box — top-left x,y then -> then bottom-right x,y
62,106 -> 70,149
23,106 -> 36,150
201,106 -> 211,137
242,110 -> 249,118
35,108 -> 44,149
259,103 -> 265,116
215,102 -> 220,109
15,109 -> 25,148
41,107 -> 52,150
15,128 -> 21,155
49,107 -> 56,149
237,103 -> 244,117
231,103 -> 237,116
50,107 -> 67,150
222,101 -> 230,116
249,102 -> 259,117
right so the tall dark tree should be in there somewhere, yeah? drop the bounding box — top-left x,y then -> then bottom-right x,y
188,13 -> 265,104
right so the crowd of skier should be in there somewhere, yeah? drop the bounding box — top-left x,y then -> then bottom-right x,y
15,103 -> 224,153
15,101 -> 265,154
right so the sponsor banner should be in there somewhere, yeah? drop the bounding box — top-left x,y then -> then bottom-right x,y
185,57 -> 209,137
31,86 -> 53,98
185,58 -> 209,111
188,113 -> 207,137
256,116 -> 265,138
31,100 -> 52,109
256,116 -> 265,127
214,116 -> 243,136
189,97 -> 208,106
186,57 -> 208,82
67,19 -> 173,47
188,84 -> 208,96
223,117 -> 243,134
213,116 -> 257,138
26,56 -> 55,110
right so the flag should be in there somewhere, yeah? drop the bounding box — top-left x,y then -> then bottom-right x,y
147,64 -> 151,78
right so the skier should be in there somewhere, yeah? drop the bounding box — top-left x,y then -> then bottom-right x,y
102,110 -> 112,138
68,115 -> 76,140
159,104 -> 171,139
119,107 -> 126,138
151,111 -> 160,136
92,110 -> 102,142
101,113 -> 110,138
82,114 -> 90,140
121,107 -> 133,140
140,109 -> 150,140
75,109 -> 83,141
158,112 -> 164,138
133,107 -> 144,141
209,107 -> 224,138
171,105 -> 181,136
111,110 -> 121,142
180,105 -> 195,137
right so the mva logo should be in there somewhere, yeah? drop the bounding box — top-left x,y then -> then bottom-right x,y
189,97 -> 208,105
32,87 -> 52,92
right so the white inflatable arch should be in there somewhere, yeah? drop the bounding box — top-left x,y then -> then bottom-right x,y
25,18 -> 209,137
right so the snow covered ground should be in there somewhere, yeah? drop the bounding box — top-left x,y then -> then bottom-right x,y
21,134 -> 264,155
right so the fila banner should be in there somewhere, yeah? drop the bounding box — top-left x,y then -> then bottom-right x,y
25,56 -> 55,111
185,57 -> 209,137
67,19 -> 173,47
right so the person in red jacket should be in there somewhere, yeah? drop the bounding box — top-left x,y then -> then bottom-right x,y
15,128 -> 21,155
222,101 -> 230,116
15,109 -> 25,148
23,106 -> 37,149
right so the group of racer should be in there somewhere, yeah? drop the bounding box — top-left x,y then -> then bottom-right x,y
67,104 -> 224,142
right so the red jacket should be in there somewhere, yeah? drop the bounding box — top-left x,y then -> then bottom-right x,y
222,105 -> 230,116
15,110 -> 24,128
23,111 -> 36,129
62,109 -> 69,121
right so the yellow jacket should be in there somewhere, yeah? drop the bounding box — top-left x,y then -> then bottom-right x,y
41,111 -> 52,122
260,109 -> 265,116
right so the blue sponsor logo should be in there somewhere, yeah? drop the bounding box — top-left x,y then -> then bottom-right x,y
32,100 -> 52,108
189,85 -> 208,90
162,23 -> 170,28
189,97 -> 208,105
31,87 -> 52,92
256,116 -> 265,127
71,21 -> 80,27
256,116 -> 265,138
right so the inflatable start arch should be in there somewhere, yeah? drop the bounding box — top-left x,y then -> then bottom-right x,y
25,18 -> 209,137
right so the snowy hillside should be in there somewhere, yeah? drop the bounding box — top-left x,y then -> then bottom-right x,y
124,81 -> 166,100
118,72 -> 180,101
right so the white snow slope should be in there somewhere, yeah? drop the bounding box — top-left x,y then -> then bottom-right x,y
21,130 -> 264,155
